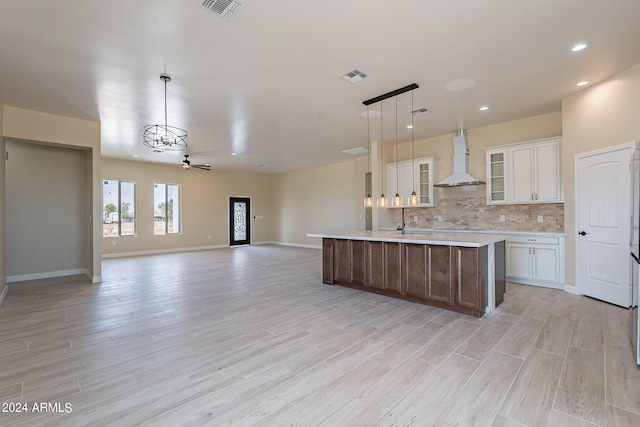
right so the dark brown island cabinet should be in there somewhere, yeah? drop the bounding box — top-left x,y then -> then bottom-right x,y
317,232 -> 506,318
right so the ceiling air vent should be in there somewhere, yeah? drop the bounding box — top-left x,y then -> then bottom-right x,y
197,0 -> 243,21
410,107 -> 430,115
341,70 -> 367,84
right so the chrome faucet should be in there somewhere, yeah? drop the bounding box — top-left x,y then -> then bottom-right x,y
396,207 -> 406,234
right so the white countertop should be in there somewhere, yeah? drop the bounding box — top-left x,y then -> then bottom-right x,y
307,231 -> 508,247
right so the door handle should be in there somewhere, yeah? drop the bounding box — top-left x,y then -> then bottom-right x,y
578,231 -> 588,236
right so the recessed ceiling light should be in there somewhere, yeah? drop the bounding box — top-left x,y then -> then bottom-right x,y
342,147 -> 369,156
571,42 -> 588,52
445,78 -> 477,91
231,152 -> 237,156
479,105 -> 489,111
406,124 -> 414,129
576,80 -> 589,87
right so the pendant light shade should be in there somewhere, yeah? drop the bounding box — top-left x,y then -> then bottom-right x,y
143,74 -> 188,151
365,195 -> 373,208
408,190 -> 419,206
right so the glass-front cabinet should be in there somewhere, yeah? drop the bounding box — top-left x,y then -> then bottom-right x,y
419,162 -> 431,205
486,150 -> 507,204
387,156 -> 437,207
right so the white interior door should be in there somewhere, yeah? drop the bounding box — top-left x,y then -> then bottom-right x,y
576,143 -> 634,307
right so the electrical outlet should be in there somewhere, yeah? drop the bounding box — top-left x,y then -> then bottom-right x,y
537,215 -> 544,223
413,216 -> 418,222
499,215 -> 506,222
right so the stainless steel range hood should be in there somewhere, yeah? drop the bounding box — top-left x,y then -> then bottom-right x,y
434,130 -> 485,187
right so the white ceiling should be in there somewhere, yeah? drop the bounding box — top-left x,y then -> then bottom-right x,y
2,0 -> 640,173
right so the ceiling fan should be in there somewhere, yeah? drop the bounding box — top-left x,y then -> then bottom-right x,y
182,154 -> 211,171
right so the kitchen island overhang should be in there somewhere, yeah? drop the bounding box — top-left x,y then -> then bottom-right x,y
307,231 -> 507,317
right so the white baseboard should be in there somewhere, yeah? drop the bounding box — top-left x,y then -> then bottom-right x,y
101,244 -> 229,259
7,268 -> 89,283
101,241 -> 319,259
507,277 -> 564,290
0,284 -> 8,306
271,241 -> 321,250
563,284 -> 581,295
88,274 -> 102,284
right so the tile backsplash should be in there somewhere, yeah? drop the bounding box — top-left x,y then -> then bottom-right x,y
392,197 -> 564,233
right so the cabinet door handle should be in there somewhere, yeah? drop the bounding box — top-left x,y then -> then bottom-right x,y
578,231 -> 588,236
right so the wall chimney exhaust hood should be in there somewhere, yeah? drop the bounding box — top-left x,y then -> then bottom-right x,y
434,130 -> 485,187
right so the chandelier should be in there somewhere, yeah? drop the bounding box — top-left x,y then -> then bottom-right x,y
143,74 -> 188,151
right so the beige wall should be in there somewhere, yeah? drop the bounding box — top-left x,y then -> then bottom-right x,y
5,140 -> 88,278
0,105 -> 6,303
271,157 -> 367,247
562,62 -> 640,287
3,106 -> 102,282
101,158 -> 273,255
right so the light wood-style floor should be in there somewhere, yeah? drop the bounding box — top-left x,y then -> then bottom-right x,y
1,245 -> 640,426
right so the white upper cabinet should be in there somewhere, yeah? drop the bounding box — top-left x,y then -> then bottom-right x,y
487,150 -> 507,204
486,137 -> 562,205
387,157 -> 437,207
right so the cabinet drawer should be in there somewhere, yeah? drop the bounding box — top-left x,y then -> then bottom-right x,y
508,236 -> 559,245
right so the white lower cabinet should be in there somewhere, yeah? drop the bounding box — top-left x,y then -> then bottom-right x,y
506,235 -> 564,289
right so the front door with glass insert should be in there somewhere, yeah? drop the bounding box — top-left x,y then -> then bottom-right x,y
230,197 -> 251,246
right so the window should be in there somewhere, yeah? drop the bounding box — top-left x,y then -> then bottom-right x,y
102,180 -> 136,237
154,183 -> 180,235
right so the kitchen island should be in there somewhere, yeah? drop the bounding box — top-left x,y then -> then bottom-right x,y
307,231 -> 506,317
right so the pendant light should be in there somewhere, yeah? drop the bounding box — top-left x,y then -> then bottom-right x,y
376,99 -> 387,208
392,95 -> 403,207
362,84 -> 419,209
143,74 -> 188,151
364,105 -> 373,208
408,88 -> 419,206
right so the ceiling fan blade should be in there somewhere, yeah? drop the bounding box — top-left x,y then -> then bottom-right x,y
193,164 -> 211,171
180,154 -> 210,170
